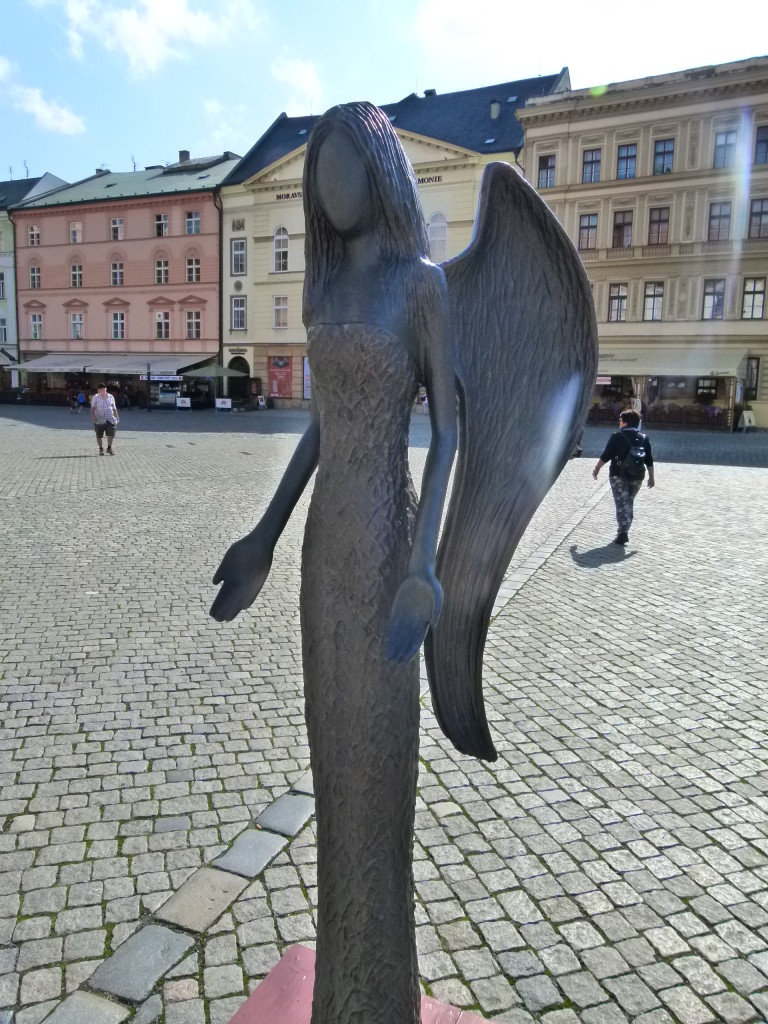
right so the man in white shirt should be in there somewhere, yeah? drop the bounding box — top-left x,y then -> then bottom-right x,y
90,384 -> 119,455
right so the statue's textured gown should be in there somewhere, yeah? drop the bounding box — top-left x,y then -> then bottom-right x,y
301,323 -> 421,1024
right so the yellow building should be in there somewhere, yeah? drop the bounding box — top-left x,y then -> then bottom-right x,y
219,72 -> 570,405
517,56 -> 768,429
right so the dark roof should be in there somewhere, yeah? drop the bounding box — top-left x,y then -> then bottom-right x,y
0,178 -> 43,210
225,70 -> 569,185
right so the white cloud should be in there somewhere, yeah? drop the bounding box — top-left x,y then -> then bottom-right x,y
11,85 -> 86,134
200,98 -> 251,154
0,55 -> 13,81
62,0 -> 263,78
271,56 -> 323,115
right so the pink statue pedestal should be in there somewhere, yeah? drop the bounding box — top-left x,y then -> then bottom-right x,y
227,945 -> 489,1024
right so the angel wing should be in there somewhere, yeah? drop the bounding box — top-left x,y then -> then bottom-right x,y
424,161 -> 598,762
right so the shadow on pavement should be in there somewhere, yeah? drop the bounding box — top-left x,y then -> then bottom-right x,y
569,542 -> 637,568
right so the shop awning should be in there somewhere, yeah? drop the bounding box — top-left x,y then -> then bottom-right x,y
0,350 -> 16,368
598,347 -> 748,379
17,352 -> 215,375
183,363 -> 248,378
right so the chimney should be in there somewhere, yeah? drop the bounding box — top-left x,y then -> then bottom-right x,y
490,99 -> 501,120
179,149 -> 190,163
424,89 -> 436,97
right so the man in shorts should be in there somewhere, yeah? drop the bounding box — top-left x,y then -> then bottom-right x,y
90,384 -> 119,455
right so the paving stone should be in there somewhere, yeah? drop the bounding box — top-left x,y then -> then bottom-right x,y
89,923 -> 194,1001
515,974 -> 563,1013
212,829 -> 287,879
154,867 -> 247,932
134,994 -> 163,1024
255,794 -> 315,837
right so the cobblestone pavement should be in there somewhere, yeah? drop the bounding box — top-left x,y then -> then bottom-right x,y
0,406 -> 767,1024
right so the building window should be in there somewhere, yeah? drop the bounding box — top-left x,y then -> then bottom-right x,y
702,279 -> 725,320
0,272 -> 4,299
110,217 -> 124,241
0,317 -> 6,343
742,278 -> 765,319
186,211 -> 200,235
29,266 -> 41,289
273,227 -> 288,272
648,207 -> 670,246
273,295 -> 288,328
28,224 -> 40,246
155,259 -> 169,285
428,213 -> 448,262
111,262 -> 124,286
612,211 -> 633,248
186,257 -> 201,283
578,214 -> 598,251
155,311 -> 170,339
155,213 -> 168,237
70,221 -> 82,243
643,282 -> 664,321
708,201 -> 731,241
617,144 -> 637,180
653,139 -> 674,175
30,313 -> 42,340
608,284 -> 628,322
748,198 -> 768,239
696,377 -> 718,400
746,357 -> 760,401
714,130 -> 737,169
582,149 -> 601,184
186,310 -> 201,339
537,155 -> 555,189
111,311 -> 125,339
756,127 -> 768,165
231,239 -> 246,275
70,312 -> 84,340
71,264 -> 82,288
231,296 -> 246,330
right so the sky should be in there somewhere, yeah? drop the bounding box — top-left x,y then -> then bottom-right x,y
2,0 -> 767,185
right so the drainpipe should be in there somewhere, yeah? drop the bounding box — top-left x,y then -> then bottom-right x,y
214,190 -> 224,401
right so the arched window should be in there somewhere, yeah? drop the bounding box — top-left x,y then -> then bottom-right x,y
428,213 -> 447,263
274,227 -> 288,273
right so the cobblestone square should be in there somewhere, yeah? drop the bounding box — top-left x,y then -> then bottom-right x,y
0,406 -> 766,1023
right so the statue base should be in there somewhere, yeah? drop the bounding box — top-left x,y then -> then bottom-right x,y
226,944 -> 489,1023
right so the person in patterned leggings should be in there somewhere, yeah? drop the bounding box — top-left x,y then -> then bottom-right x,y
592,409 -> 654,544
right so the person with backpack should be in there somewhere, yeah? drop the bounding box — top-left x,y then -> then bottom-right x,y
592,408 -> 654,545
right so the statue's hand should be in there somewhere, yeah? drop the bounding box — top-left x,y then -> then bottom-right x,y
210,531 -> 274,622
386,571 -> 443,663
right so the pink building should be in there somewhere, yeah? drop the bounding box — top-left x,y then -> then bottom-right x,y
13,151 -> 239,401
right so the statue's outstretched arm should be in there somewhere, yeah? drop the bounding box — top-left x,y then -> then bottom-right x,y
210,410 -> 320,622
387,267 -> 457,662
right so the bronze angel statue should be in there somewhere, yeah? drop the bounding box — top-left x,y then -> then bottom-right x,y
211,102 -> 597,1024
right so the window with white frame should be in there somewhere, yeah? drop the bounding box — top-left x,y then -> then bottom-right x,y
537,155 -> 555,189
186,257 -> 200,283
748,198 -> 768,239
742,278 -> 765,319
155,213 -> 168,237
110,217 -> 124,241
29,266 -> 41,289
111,311 -> 125,339
582,149 -> 601,183
714,130 -> 737,169
111,262 -> 124,286
428,213 -> 448,262
273,295 -> 288,328
155,311 -> 170,339
608,283 -> 628,322
186,309 -> 201,339
643,282 -> 664,321
70,312 -> 84,340
30,313 -> 43,340
155,259 -> 168,285
70,221 -> 82,243
617,144 -> 637,180
0,316 -> 6,343
273,227 -> 288,272
708,202 -> 731,241
702,279 -> 725,320
28,224 -> 40,246
186,211 -> 200,235
578,214 -> 598,250
231,296 -> 246,330
653,139 -> 674,175
231,238 -> 246,275
71,264 -> 82,288
612,211 -> 633,248
0,272 -> 4,299
648,207 -> 670,245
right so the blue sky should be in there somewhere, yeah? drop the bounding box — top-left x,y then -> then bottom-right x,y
3,0 -> 766,185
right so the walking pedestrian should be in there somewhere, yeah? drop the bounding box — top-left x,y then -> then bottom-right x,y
90,384 -> 119,456
592,409 -> 654,544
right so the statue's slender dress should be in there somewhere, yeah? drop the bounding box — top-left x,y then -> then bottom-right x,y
301,323 -> 421,1024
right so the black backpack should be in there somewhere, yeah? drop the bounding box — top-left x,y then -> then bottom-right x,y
617,430 -> 647,480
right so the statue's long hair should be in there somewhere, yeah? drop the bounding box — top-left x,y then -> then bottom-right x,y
302,102 -> 430,325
